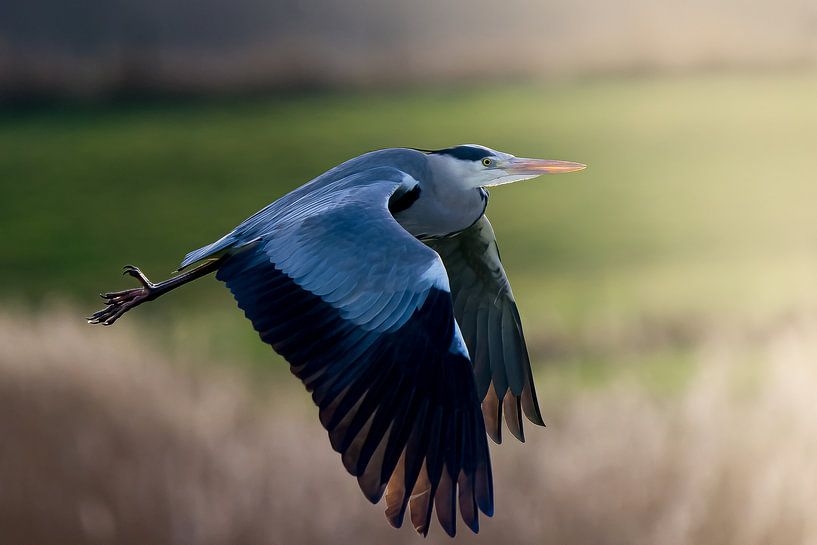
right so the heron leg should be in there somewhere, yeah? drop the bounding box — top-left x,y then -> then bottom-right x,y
87,260 -> 221,326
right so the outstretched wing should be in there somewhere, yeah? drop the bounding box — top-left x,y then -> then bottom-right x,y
428,215 -> 544,443
214,167 -> 493,537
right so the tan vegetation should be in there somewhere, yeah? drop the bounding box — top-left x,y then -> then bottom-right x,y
2,307 -> 816,544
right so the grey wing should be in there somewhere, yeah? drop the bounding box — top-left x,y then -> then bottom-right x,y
428,215 -> 544,443
212,167 -> 492,537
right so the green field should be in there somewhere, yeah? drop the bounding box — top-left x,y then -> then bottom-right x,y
3,72 -> 817,370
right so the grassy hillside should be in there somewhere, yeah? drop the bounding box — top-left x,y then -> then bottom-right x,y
3,72 -> 817,364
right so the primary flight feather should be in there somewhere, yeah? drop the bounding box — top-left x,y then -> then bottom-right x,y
89,144 -> 585,537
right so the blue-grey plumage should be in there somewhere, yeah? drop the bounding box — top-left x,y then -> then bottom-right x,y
88,144 -> 585,537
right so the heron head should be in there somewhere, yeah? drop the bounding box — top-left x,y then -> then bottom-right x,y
419,144 -> 585,189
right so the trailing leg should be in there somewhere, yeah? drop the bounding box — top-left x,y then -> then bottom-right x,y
88,260 -> 221,325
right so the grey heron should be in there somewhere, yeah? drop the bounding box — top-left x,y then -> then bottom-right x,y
89,144 -> 585,536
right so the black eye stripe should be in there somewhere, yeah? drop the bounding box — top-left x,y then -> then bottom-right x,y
414,146 -> 493,162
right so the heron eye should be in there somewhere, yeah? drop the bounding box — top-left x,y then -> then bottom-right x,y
482,158 -> 493,167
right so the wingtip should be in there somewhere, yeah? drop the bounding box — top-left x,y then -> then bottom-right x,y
385,503 -> 408,530
385,512 -> 404,530
504,394 -> 526,442
479,501 -> 494,518
521,375 -> 546,426
465,517 -> 479,534
524,401 -> 546,427
475,475 -> 494,518
360,482 -> 386,504
482,384 -> 503,444
413,523 -> 431,538
528,415 -> 546,427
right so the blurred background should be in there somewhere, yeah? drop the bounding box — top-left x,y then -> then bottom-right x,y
3,0 -> 817,543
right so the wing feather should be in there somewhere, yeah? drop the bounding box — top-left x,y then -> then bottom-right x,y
428,215 -> 545,443
212,167 -> 492,536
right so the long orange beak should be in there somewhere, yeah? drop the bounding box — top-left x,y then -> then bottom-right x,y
504,157 -> 587,175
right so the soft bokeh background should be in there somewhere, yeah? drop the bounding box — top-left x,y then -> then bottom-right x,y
3,1 -> 817,543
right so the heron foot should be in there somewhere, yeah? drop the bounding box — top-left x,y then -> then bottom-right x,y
87,265 -> 157,326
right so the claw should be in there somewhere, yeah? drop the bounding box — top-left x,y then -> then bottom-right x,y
89,264 -> 156,326
87,304 -> 117,324
122,265 -> 153,288
103,305 -> 130,325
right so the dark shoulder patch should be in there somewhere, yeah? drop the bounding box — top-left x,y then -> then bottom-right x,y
415,146 -> 492,162
388,185 -> 421,214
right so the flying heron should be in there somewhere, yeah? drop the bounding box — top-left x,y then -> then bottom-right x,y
89,144 -> 585,536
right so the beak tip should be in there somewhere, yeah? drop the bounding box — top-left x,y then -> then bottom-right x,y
508,158 -> 588,175
558,161 -> 587,173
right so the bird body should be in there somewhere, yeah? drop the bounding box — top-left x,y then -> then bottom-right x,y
180,147 -> 491,268
89,144 -> 585,537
